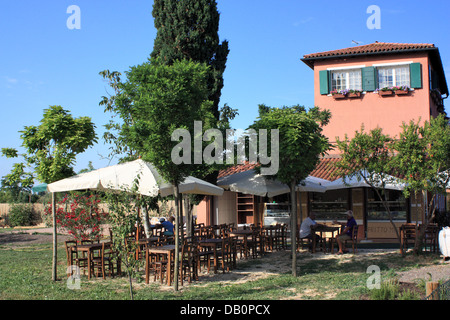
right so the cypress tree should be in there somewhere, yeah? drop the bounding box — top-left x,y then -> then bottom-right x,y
151,0 -> 229,120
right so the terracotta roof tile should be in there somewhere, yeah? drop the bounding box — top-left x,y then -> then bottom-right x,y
217,162 -> 258,178
309,157 -> 343,182
218,158 -> 346,182
303,42 -> 435,60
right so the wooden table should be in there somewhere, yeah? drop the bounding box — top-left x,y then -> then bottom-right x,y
77,242 -> 106,279
198,238 -> 224,273
146,245 -> 176,285
230,230 -> 253,259
311,225 -> 340,253
136,237 -> 160,259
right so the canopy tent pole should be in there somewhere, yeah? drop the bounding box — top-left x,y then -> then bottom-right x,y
52,192 -> 57,281
173,185 -> 180,291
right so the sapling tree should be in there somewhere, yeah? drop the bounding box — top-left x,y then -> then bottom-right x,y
335,126 -> 403,244
1,105 -> 97,280
249,105 -> 331,276
393,115 -> 450,254
99,58 -> 216,290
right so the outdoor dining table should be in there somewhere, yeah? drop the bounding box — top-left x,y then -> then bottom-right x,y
136,236 -> 160,259
198,238 -> 225,273
311,225 -> 341,254
229,229 -> 253,259
145,244 -> 176,285
77,242 -> 108,279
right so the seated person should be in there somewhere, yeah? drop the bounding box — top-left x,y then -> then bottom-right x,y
334,210 -> 357,254
299,213 -> 322,250
159,216 -> 175,236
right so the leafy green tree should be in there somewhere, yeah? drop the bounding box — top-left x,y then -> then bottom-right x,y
335,127 -> 402,244
336,115 -> 450,255
393,115 -> 450,254
100,58 -> 216,290
151,0 -> 229,121
2,105 -> 97,184
2,105 -> 97,280
249,105 -> 331,276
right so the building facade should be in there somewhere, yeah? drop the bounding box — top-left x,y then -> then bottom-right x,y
197,42 -> 448,241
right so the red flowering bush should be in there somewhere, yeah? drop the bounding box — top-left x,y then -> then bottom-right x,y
45,194 -> 108,242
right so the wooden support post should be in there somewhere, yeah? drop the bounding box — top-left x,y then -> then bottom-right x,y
426,281 -> 439,300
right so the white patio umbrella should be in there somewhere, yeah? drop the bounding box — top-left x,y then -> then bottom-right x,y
296,176 -> 329,193
324,170 -> 406,191
217,169 -> 328,196
217,169 -> 290,197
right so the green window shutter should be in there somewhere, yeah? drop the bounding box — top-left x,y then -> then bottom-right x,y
319,70 -> 330,95
362,67 -> 376,91
410,63 -> 422,88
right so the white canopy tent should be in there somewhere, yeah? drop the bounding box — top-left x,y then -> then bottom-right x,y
47,159 -> 224,197
324,170 -> 406,191
47,159 -> 223,284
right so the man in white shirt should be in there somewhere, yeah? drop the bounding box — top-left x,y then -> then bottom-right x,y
299,213 -> 319,239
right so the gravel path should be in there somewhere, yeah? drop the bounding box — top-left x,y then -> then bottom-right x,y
397,263 -> 450,283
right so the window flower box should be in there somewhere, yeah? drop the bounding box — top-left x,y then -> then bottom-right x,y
395,89 -> 409,95
331,89 -> 349,99
393,85 -> 410,95
377,87 -> 394,96
347,90 -> 362,98
333,93 -> 346,99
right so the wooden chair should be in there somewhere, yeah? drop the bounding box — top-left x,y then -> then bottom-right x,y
422,223 -> 439,253
247,227 -> 264,258
263,226 -> 276,252
64,240 -> 88,277
400,223 -> 417,254
180,239 -> 198,285
145,242 -> 170,284
343,225 -> 359,254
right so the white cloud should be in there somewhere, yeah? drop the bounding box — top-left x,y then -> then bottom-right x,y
293,17 -> 314,27
5,77 -> 18,84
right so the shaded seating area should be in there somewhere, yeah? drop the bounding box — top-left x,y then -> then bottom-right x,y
400,223 -> 440,254
64,237 -> 121,280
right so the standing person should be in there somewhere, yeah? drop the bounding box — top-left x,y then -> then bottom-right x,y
334,210 -> 357,254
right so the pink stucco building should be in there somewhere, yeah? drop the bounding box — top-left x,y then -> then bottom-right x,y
301,42 -> 448,147
196,42 -> 448,241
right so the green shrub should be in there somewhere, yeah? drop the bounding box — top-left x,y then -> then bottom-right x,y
7,204 -> 34,227
369,280 -> 400,300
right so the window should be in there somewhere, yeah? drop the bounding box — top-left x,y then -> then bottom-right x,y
319,63 -> 422,95
310,189 -> 350,220
377,65 -> 410,88
331,69 -> 362,91
366,189 -> 407,221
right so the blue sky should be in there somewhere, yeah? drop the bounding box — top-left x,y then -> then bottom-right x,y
1,0 -> 450,184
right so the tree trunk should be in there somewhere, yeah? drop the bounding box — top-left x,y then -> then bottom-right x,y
173,185 -> 180,291
290,180 -> 297,277
142,205 -> 152,238
413,193 -> 437,255
52,192 -> 57,281
184,195 -> 192,238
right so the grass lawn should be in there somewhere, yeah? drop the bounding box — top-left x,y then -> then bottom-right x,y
0,240 -> 442,300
